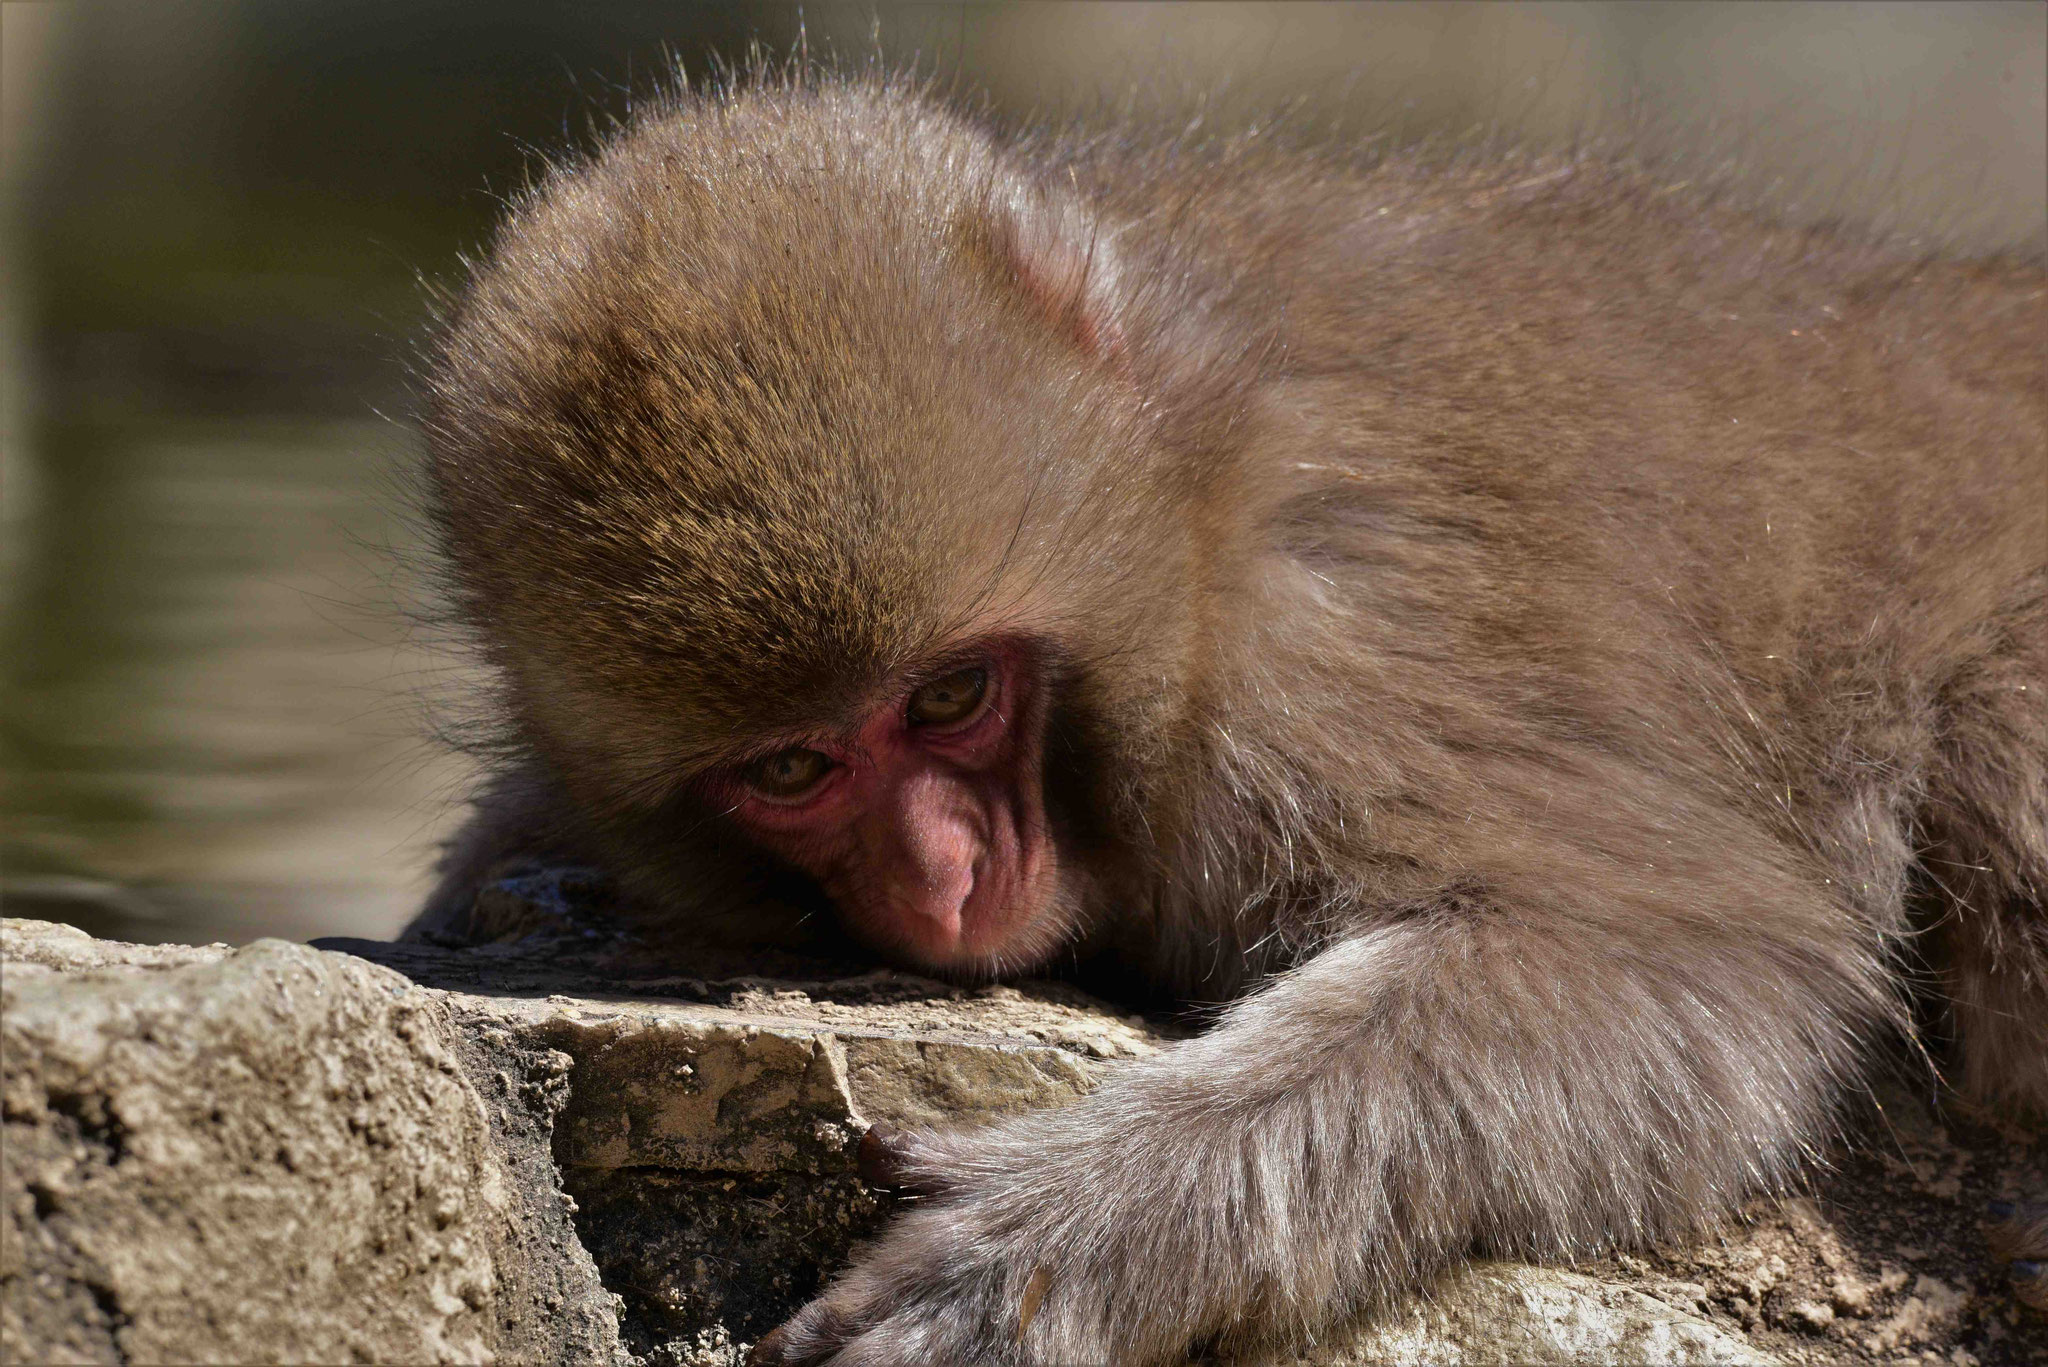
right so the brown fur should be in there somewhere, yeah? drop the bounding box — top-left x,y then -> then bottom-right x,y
417,71 -> 2046,1363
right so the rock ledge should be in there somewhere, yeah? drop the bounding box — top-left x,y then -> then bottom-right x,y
3,915 -> 2040,1365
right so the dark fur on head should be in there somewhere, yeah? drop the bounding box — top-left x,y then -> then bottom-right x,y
419,65 -> 2045,1362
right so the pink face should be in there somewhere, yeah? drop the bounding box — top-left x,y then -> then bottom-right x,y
706,642 -> 1061,973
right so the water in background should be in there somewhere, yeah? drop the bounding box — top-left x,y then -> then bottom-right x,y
3,1 -> 2042,947
3,408 -> 465,944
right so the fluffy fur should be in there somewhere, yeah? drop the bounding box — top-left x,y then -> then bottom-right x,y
417,70 -> 2045,1363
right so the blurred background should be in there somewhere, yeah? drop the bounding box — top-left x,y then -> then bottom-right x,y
3,1 -> 2043,947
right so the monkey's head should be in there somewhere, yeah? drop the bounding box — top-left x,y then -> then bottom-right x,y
425,82 -> 1256,975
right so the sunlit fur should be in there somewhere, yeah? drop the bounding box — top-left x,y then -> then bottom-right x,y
417,68 -> 2045,1363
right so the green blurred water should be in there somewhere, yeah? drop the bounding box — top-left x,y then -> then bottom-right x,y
1,0 -> 798,943
1,405 -> 465,944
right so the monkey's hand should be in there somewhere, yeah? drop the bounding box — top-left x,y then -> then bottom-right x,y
747,1118 -> 1107,1366
405,763 -> 581,943
752,1051 -> 1311,1366
751,890 -> 1887,1365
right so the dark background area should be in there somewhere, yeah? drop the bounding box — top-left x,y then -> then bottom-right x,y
3,1 -> 2042,946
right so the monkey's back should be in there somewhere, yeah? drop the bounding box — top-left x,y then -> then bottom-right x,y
1092,136 -> 2045,919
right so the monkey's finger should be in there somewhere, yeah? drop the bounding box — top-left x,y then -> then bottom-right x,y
1984,1199 -> 2048,1263
746,1299 -> 858,1366
2014,1262 -> 2045,1314
745,1325 -> 790,1366
856,1123 -> 950,1197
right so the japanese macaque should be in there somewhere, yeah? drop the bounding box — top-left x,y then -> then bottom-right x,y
415,70 -> 2047,1362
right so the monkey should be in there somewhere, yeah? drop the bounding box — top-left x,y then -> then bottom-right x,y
411,69 -> 2047,1363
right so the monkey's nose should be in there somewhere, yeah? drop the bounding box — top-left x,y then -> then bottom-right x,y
883,771 -> 980,891
897,835 -> 976,937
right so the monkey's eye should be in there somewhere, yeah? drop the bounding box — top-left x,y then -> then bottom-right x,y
744,747 -> 835,800
906,667 -> 988,727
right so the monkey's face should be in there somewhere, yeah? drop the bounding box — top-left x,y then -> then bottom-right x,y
689,638 -> 1067,974
426,89 -> 1223,976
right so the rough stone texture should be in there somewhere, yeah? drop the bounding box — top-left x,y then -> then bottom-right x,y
0,919 -> 622,1366
319,921 -> 1160,1361
1595,1102 -> 2048,1366
1255,1267 -> 1775,1366
4,897 -> 2044,1366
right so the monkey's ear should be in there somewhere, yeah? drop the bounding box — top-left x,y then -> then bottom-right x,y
972,185 -> 1127,365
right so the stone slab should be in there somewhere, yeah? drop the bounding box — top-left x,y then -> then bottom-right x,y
5,914 -> 2042,1365
0,919 -> 622,1366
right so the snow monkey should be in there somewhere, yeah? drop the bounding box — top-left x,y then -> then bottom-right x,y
415,71 -> 2047,1363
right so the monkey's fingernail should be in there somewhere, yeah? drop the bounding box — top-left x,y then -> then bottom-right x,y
1988,1200 -> 2017,1220
746,1325 -> 789,1366
857,1122 -> 908,1190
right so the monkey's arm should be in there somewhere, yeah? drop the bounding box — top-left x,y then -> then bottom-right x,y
408,762 -> 835,955
403,762 -> 585,942
757,841 -> 1895,1365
